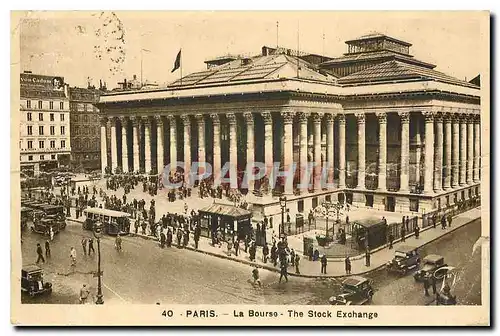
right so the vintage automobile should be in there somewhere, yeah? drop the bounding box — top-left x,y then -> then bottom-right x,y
20,207 -> 33,231
21,265 -> 52,297
386,245 -> 421,275
328,276 -> 374,305
32,217 -> 63,235
413,254 -> 449,282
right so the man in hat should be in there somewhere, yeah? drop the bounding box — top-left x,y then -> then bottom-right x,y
320,254 -> 328,274
79,284 -> 90,304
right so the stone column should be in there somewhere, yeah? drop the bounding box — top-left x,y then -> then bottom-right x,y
467,115 -> 474,185
473,115 -> 480,182
142,116 -> 152,174
338,114 -> 346,189
282,110 -> 295,195
415,118 -> 422,185
398,112 -> 410,192
355,113 -> 366,189
298,112 -> 309,191
312,113 -> 322,191
100,117 -> 108,175
423,111 -> 435,194
109,117 -> 118,172
131,116 -> 140,173
155,116 -> 164,174
243,112 -> 255,191
433,113 -> 443,192
181,115 -> 191,175
451,115 -> 460,188
210,114 -> 221,180
376,112 -> 387,191
459,116 -> 467,186
196,114 -> 206,164
262,112 -> 273,176
167,115 -> 177,170
443,114 -> 452,190
227,113 -> 237,176
119,116 -> 129,172
325,113 -> 334,188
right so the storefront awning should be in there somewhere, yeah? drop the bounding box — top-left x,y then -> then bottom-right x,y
199,203 -> 251,219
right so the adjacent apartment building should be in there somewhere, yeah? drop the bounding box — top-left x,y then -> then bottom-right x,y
68,86 -> 103,172
19,72 -> 71,176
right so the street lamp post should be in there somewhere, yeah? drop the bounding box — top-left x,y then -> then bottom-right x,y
322,201 -> 333,238
279,196 -> 287,238
93,221 -> 104,304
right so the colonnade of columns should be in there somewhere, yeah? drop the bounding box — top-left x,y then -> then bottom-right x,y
99,110 -> 480,195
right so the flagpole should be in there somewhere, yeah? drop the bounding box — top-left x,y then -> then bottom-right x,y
297,21 -> 300,78
180,48 -> 182,86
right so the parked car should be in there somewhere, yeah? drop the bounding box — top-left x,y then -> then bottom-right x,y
386,245 -> 421,275
413,254 -> 449,282
21,265 -> 52,297
329,276 -> 374,305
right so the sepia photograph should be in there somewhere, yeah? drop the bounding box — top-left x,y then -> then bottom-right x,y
10,10 -> 490,326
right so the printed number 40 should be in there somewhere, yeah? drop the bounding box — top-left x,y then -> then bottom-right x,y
162,310 -> 174,317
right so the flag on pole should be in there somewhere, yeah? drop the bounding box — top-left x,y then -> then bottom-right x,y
171,49 -> 181,73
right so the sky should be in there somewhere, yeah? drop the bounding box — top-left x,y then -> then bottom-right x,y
16,11 -> 485,89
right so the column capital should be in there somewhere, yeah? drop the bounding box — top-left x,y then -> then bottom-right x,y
433,113 -> 443,123
180,114 -> 191,124
338,114 -> 346,125
141,115 -> 151,125
118,116 -> 128,123
465,113 -> 476,123
209,113 -> 220,125
297,112 -> 309,123
195,113 -> 205,123
398,111 -> 410,123
375,112 -> 387,123
422,111 -> 434,123
261,111 -> 272,125
129,115 -> 140,126
226,113 -> 237,125
166,114 -> 176,122
442,113 -> 452,123
154,115 -> 164,123
473,114 -> 481,124
99,116 -> 108,126
355,112 -> 366,124
243,112 -> 254,123
281,110 -> 295,124
108,116 -> 117,124
324,113 -> 334,123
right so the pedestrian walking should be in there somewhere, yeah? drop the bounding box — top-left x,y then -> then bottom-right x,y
234,238 -> 240,256
79,284 -> 90,304
166,228 -> 173,247
49,227 -> 54,241
448,215 -> 453,228
271,244 -> 277,266
401,225 -> 406,242
290,248 -> 295,267
414,225 -> 420,239
160,231 -> 166,248
45,240 -> 51,258
70,247 -> 77,268
320,254 -> 328,274
345,256 -> 351,275
441,215 -> 447,230
295,254 -> 300,274
365,249 -> 371,267
423,277 -> 430,296
81,237 -> 87,256
262,244 -> 269,263
88,238 -> 95,255
279,260 -> 288,283
388,233 -> 394,249
431,275 -> 437,294
36,243 -> 45,264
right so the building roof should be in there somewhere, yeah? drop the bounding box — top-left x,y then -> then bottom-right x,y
337,60 -> 479,88
345,32 -> 412,47
68,87 -> 101,102
199,203 -> 251,218
169,54 -> 336,88
321,50 -> 434,68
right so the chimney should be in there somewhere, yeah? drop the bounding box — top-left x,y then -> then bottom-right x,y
262,46 -> 268,56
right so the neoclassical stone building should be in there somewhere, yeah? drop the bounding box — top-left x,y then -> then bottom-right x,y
96,33 -> 481,216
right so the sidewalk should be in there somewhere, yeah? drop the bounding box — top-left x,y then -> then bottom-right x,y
116,207 -> 481,278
